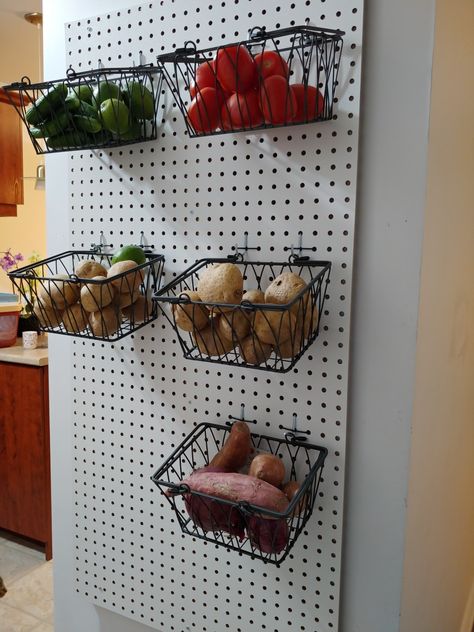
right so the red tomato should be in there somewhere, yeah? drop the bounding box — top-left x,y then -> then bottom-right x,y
187,87 -> 220,133
219,102 -> 233,131
259,75 -> 297,125
291,84 -> 325,123
226,91 -> 263,130
254,50 -> 289,80
189,60 -> 218,99
216,45 -> 257,94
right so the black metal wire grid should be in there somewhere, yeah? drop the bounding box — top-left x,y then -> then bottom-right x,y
8,249 -> 165,342
3,65 -> 163,154
157,24 -> 344,137
153,255 -> 331,373
152,421 -> 328,565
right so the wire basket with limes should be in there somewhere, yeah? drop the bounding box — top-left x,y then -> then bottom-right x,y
3,65 -> 164,154
8,244 -> 165,342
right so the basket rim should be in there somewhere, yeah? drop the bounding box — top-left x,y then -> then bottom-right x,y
2,64 -> 162,92
152,256 -> 331,310
157,24 -> 345,63
151,420 -> 328,519
8,249 -> 165,283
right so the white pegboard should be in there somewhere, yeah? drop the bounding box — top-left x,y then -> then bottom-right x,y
66,1 -> 363,630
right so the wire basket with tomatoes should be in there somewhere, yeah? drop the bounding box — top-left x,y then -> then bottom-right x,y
156,24 -> 344,137
152,254 -> 331,373
3,64 -> 163,154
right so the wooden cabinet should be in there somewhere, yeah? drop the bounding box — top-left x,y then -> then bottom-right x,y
0,362 -> 52,559
0,89 -> 24,217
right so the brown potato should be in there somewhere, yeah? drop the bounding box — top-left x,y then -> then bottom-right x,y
62,303 -> 89,333
275,323 -> 304,359
265,272 -> 307,314
253,309 -> 295,346
80,276 -> 115,312
38,274 -> 79,310
196,263 -> 243,311
116,287 -> 140,309
213,289 -> 266,343
172,290 -> 209,332
239,334 -> 273,366
74,259 -> 108,279
89,306 -> 122,338
193,316 -> 235,356
33,299 -> 63,328
242,289 -> 265,304
216,308 -> 251,342
107,260 -> 144,291
122,295 -> 151,324
301,303 -> 319,338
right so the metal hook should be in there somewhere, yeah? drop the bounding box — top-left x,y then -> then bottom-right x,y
232,232 -> 259,260
137,231 -> 154,252
90,231 -> 112,254
228,404 -> 257,425
280,413 -> 310,442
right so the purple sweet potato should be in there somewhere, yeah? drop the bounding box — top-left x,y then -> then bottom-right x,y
179,471 -> 289,513
184,494 -> 245,539
247,516 -> 289,554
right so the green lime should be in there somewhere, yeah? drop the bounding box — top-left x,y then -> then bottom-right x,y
72,84 -> 93,104
99,98 -> 130,135
113,120 -> 142,141
92,81 -> 121,106
111,245 -> 146,266
122,81 -> 154,120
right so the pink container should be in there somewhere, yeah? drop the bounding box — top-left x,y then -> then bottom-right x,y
0,303 -> 22,348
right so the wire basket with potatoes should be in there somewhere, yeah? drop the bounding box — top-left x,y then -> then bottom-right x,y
153,255 -> 331,373
152,419 -> 328,564
8,246 -> 164,342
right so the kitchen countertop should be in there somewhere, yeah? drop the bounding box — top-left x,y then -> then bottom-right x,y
0,336 -> 48,367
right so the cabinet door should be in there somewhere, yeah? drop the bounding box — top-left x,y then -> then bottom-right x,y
0,97 -> 24,215
0,363 -> 50,544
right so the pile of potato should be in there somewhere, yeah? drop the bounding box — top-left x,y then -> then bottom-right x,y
172,262 -> 319,364
33,258 -> 150,337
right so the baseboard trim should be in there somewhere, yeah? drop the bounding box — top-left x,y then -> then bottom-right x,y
460,579 -> 474,632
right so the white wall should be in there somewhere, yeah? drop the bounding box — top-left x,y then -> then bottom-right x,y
399,0 -> 474,630
0,1 -> 46,293
43,1 -> 438,632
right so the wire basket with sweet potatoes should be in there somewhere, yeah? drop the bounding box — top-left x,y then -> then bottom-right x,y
151,420 -> 328,565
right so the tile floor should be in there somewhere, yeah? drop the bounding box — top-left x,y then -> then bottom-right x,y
0,534 -> 53,631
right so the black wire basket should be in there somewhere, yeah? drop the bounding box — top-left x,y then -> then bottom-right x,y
8,248 -> 164,342
2,64 -> 163,154
152,420 -> 328,565
157,24 -> 344,137
153,254 -> 331,373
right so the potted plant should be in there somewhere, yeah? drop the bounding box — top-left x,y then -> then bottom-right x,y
0,249 -> 41,336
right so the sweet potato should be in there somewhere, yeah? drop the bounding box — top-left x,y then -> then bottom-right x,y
248,453 -> 286,488
282,480 -> 307,516
178,466 -> 245,538
184,495 -> 245,539
178,470 -> 289,513
247,516 -> 289,554
209,421 -> 252,471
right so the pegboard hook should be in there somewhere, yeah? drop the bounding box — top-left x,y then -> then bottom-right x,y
232,232 -> 260,261
279,414 -> 310,443
288,232 -> 313,262
228,404 -> 257,425
138,231 -> 155,253
91,231 -> 113,254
